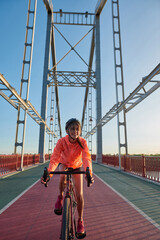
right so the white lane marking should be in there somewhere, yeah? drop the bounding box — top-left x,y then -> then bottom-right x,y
0,179 -> 40,214
94,173 -> 160,231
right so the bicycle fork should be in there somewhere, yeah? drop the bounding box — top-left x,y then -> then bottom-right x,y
69,193 -> 78,239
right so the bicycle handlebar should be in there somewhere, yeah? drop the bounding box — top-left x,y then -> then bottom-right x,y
49,171 -> 86,174
42,167 -> 92,187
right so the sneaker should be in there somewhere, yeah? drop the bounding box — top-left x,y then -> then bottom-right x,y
76,218 -> 86,239
54,195 -> 63,215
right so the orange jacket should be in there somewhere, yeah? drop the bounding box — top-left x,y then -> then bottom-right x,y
48,135 -> 92,175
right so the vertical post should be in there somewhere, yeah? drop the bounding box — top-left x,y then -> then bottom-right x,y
142,155 -> 146,178
95,14 -> 102,164
39,12 -> 52,163
14,0 -> 37,170
111,0 -> 128,170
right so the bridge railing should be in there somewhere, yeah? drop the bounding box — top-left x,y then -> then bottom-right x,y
0,154 -> 50,176
91,154 -> 160,183
1,154 -> 160,182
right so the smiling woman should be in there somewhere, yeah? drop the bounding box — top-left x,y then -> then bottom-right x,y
41,117 -> 94,238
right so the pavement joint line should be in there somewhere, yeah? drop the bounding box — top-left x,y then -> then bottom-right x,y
0,178 -> 40,215
93,172 -> 160,231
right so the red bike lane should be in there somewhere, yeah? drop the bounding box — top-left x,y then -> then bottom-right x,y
0,174 -> 160,240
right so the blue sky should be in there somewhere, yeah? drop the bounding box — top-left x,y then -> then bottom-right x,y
0,0 -> 160,155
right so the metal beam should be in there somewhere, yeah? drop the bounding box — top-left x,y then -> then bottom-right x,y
0,73 -> 56,136
51,11 -> 62,137
95,14 -> 102,163
95,0 -> 108,15
125,63 -> 160,112
0,73 -> 28,110
39,9 -> 52,162
82,0 -> 106,129
126,81 -> 160,113
53,11 -> 95,26
81,28 -> 95,128
49,71 -> 96,87
50,25 -> 94,72
84,63 -> 160,138
27,101 -> 56,136
43,0 -> 53,13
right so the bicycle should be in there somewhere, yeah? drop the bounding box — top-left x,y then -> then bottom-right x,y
42,166 -> 92,240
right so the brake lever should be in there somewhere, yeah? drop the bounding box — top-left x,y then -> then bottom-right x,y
43,167 -> 49,187
86,167 -> 92,187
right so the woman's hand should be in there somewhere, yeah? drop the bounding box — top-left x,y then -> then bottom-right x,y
41,167 -> 50,187
89,176 -> 94,186
41,176 -> 50,185
85,175 -> 94,187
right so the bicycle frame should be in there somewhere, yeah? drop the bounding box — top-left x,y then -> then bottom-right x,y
43,167 -> 91,240
49,169 -> 86,240
62,173 -> 77,239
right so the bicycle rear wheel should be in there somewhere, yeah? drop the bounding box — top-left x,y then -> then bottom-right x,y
61,197 -> 72,240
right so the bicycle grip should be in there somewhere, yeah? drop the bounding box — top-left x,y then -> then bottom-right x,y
43,167 -> 49,187
86,167 -> 91,187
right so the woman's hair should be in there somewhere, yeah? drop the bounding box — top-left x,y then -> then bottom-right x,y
65,118 -> 84,149
65,118 -> 81,131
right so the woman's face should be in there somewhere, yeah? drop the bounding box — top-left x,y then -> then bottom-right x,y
68,123 -> 80,141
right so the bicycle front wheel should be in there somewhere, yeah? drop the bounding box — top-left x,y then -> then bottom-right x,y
61,197 -> 72,240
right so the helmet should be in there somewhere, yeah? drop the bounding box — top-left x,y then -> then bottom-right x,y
65,118 -> 81,131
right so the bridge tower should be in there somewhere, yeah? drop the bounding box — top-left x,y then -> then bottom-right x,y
39,0 -> 104,163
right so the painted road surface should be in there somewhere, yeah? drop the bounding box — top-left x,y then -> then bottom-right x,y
0,163 -> 160,239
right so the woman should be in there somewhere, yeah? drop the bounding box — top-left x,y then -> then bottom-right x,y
41,118 -> 94,239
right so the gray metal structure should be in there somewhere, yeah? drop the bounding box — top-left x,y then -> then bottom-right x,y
0,0 -> 56,170
84,63 -> 160,138
48,85 -> 54,154
95,14 -> 102,163
0,73 -> 56,136
1,0 -> 160,170
14,0 -> 37,170
39,0 -> 62,162
111,0 -> 128,168
39,1 -> 53,163
38,0 -> 107,164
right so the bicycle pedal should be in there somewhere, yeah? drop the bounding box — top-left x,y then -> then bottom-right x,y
76,232 -> 86,239
54,208 -> 62,215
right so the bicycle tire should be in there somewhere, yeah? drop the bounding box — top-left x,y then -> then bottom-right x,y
61,197 -> 71,240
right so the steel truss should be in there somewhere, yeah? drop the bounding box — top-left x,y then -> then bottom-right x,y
2,0 -> 158,169
0,73 -> 28,110
49,71 -> 96,88
84,63 -> 160,138
53,11 -> 95,26
0,73 -> 56,136
39,0 -> 101,162
46,0 -> 107,163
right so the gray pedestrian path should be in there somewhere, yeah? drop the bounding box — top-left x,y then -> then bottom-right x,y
0,162 -> 49,211
93,163 -> 160,226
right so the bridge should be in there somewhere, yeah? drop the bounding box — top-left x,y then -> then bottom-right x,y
0,0 -> 160,239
